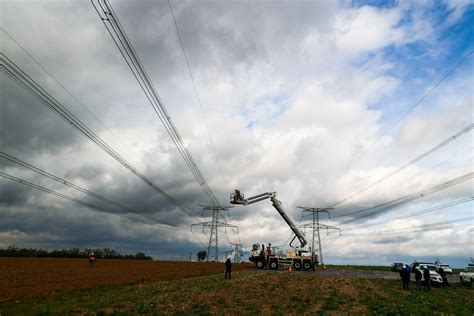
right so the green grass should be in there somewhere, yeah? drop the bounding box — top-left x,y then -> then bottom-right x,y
325,264 -> 393,271
1,271 -> 472,315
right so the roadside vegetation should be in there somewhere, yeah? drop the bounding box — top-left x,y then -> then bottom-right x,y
0,245 -> 152,260
326,264 -> 392,271
1,270 -> 472,315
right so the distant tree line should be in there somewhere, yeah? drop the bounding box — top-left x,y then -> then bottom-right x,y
0,245 -> 152,260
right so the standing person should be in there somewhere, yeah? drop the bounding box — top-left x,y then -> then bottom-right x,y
401,265 -> 410,290
266,243 -> 272,260
423,267 -> 431,291
415,267 -> 422,291
88,252 -> 96,268
439,267 -> 449,287
404,265 -> 411,290
225,257 -> 232,279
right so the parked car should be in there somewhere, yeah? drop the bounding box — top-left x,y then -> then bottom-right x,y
411,261 -> 432,269
417,263 -> 443,285
391,262 -> 404,272
436,263 -> 453,274
460,264 -> 474,286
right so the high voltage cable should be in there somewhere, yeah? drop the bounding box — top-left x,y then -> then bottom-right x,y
343,197 -> 473,231
342,217 -> 473,236
335,171 -> 474,226
167,0 -> 239,243
0,152 -> 135,213
167,0 -> 230,191
0,28 -> 109,146
328,50 -> 474,186
0,171 -> 184,231
327,124 -> 473,208
0,53 -> 198,220
1,151 -> 190,226
0,27 -> 169,188
91,0 -> 219,206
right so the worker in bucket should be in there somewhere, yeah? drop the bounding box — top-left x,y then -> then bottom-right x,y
225,256 -> 232,279
89,252 -> 97,268
233,189 -> 242,203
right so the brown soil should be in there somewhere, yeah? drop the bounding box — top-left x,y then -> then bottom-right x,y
0,257 -> 252,304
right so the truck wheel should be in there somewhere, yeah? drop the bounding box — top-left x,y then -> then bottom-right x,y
303,262 -> 312,270
256,260 -> 265,269
470,278 -> 473,287
293,261 -> 302,270
269,261 -> 278,270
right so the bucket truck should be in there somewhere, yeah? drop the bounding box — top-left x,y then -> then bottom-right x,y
230,190 -> 318,270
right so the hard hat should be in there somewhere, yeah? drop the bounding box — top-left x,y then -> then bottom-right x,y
91,252 -> 94,255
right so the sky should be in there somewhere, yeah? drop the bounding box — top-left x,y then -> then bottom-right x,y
0,0 -> 473,267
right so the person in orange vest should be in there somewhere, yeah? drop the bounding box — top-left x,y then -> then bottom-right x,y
266,243 -> 272,259
89,252 -> 97,268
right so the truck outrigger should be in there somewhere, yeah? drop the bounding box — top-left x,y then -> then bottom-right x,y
230,190 -> 318,270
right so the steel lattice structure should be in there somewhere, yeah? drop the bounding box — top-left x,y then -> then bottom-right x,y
192,205 -> 237,262
298,207 -> 340,265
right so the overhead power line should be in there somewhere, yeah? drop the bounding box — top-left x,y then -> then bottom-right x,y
91,0 -> 219,206
0,152 -> 134,213
0,171 -> 182,230
342,216 -> 474,236
0,27 -> 168,187
328,123 -> 473,208
329,50 -> 474,186
336,171 -> 474,225
0,53 -> 198,220
167,0 -> 239,243
344,197 -> 473,231
167,0 -> 229,189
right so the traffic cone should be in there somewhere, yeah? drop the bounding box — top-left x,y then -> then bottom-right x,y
288,266 -> 292,272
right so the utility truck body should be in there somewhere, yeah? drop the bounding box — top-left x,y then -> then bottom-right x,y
230,190 -> 318,270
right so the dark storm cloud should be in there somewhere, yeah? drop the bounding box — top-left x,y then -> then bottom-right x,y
0,76 -> 82,156
108,0 -> 338,85
372,235 -> 412,244
0,180 -> 32,207
0,202 -> 190,256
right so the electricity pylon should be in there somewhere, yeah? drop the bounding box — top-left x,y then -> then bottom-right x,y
230,242 -> 244,263
297,206 -> 340,265
192,205 -> 237,262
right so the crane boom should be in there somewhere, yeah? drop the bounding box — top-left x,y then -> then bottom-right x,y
230,190 -> 307,248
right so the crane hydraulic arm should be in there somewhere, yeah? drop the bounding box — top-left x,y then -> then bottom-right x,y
230,190 -> 307,248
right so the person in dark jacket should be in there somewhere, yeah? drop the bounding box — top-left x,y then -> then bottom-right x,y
225,257 -> 232,279
438,267 -> 449,287
415,267 -> 422,291
423,267 -> 431,291
400,265 -> 411,290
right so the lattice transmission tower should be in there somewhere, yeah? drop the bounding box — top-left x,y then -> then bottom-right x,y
298,207 -> 340,265
230,243 -> 244,263
192,205 -> 237,262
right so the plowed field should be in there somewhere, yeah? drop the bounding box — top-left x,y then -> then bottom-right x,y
0,258 -> 252,304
